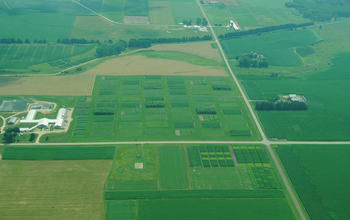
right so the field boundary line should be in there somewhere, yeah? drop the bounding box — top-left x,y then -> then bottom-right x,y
72,0 -> 120,24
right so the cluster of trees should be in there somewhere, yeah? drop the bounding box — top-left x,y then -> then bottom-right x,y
0,38 -> 46,44
2,127 -> 20,143
285,0 -> 350,21
57,38 -> 100,44
255,100 -> 307,111
96,40 -> 127,57
219,22 -> 314,39
238,52 -> 269,68
182,18 -> 208,26
95,36 -> 212,58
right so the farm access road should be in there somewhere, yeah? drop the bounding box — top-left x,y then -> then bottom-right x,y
195,1 -> 307,220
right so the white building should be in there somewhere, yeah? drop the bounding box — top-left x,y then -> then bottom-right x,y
19,108 -> 67,132
229,20 -> 240,31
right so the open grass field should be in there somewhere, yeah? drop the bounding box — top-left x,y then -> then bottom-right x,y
41,75 -> 259,142
103,144 -> 295,220
221,28 -> 319,66
277,145 -> 350,220
203,0 -> 309,30
0,159 -> 112,220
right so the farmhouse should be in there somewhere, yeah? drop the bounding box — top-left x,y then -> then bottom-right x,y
19,108 -> 67,132
229,20 -> 241,31
282,94 -> 307,103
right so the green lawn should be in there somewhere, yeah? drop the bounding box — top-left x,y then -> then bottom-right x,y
277,145 -> 350,220
0,160 -> 112,220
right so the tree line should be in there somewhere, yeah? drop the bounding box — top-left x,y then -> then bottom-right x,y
182,18 -> 208,26
0,38 -> 47,44
255,100 -> 307,111
219,22 -> 314,39
95,35 -> 212,58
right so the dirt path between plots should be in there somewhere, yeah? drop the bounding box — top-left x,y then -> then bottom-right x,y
229,146 -> 239,167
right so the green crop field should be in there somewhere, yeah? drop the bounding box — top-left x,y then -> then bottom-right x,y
0,44 -> 95,74
103,144 -> 295,220
240,53 -> 350,140
202,0 -> 309,30
42,75 -> 259,142
277,145 -> 350,220
221,28 -> 318,66
159,146 -> 189,189
0,159 -> 112,220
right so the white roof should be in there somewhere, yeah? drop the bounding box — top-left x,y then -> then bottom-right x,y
25,110 -> 37,121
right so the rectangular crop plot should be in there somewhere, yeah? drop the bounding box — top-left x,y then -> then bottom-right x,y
187,145 -> 235,168
159,146 -> 189,190
2,146 -> 116,160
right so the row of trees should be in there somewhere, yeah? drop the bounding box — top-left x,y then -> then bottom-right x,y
0,38 -> 47,44
57,38 -> 100,44
95,36 -> 212,58
182,18 -> 208,26
96,40 -> 128,57
285,0 -> 350,21
219,22 -> 314,39
255,100 -> 307,111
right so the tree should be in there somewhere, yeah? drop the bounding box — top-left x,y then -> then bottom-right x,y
196,18 -> 202,25
3,127 -> 20,143
29,133 -> 35,142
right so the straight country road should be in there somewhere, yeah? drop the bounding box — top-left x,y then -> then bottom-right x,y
195,1 -> 307,219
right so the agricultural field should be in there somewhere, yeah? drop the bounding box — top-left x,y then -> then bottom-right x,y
277,145 -> 350,220
104,144 -> 296,220
0,146 -> 113,219
202,0 -> 309,30
42,75 -> 259,142
221,28 -> 319,66
0,43 -> 96,74
231,22 -> 350,140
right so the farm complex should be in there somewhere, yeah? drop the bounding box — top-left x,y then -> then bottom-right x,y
1,0 -> 350,219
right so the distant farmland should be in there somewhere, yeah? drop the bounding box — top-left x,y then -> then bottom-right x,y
277,145 -> 350,220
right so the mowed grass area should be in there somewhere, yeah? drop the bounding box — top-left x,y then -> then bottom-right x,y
277,145 -> 350,220
0,160 -> 112,220
104,144 -> 296,220
221,28 -> 319,66
203,0 -> 309,30
240,53 -> 350,141
0,44 -> 95,74
42,75 -> 259,142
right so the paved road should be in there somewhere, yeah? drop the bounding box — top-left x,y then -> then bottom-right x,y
0,115 -> 5,134
195,1 -> 307,219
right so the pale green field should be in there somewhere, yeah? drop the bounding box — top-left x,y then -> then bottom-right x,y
0,160 -> 112,220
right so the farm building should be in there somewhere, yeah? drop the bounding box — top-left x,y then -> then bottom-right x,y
19,108 -> 67,132
229,20 -> 240,31
8,117 -> 18,125
283,94 -> 307,103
